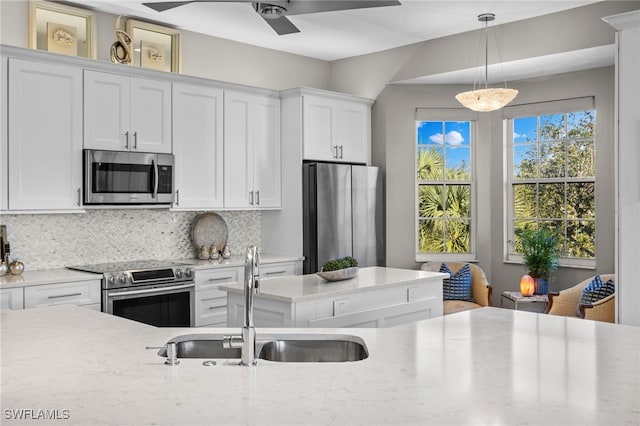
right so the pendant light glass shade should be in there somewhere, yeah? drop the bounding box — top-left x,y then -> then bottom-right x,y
456,13 -> 518,112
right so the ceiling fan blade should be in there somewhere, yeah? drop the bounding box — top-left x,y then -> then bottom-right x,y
260,14 -> 300,35
142,1 -> 200,12
285,0 -> 401,16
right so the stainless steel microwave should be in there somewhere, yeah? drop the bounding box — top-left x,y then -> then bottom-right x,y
84,149 -> 174,205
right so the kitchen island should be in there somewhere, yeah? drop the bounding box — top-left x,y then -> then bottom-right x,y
1,305 -> 638,425
222,266 -> 446,327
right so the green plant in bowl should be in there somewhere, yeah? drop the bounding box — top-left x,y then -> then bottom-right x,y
321,256 -> 358,272
318,257 -> 359,282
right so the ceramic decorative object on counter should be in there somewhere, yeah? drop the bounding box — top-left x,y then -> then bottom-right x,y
221,243 -> 231,259
209,245 -> 220,260
199,245 -> 210,260
317,267 -> 359,282
191,213 -> 228,258
0,261 -> 8,276
8,259 -> 24,275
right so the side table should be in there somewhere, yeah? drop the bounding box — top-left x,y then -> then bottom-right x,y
500,291 -> 548,312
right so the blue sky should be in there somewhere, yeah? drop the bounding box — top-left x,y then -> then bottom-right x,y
417,121 -> 471,171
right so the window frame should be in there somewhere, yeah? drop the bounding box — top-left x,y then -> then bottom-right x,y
415,110 -> 478,263
503,97 -> 596,269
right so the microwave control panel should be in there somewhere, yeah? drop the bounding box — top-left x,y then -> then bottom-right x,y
158,166 -> 173,194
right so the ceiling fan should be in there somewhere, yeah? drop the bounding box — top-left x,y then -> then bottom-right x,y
142,1 -> 402,35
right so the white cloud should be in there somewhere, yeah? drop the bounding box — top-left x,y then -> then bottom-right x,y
430,130 -> 464,145
514,132 -> 526,139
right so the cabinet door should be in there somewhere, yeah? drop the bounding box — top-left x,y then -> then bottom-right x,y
24,280 -> 101,308
337,101 -> 369,164
130,77 -> 172,153
254,96 -> 281,208
0,288 -> 24,311
173,82 -> 224,209
302,95 -> 336,161
224,91 -> 254,208
84,70 -> 130,151
8,58 -> 83,210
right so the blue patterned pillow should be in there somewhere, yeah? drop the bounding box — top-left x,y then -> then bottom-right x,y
440,263 -> 472,301
576,275 -> 615,316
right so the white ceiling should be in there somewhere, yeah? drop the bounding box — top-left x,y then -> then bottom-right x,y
70,0 -> 601,61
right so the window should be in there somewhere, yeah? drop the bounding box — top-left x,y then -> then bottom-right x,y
416,114 -> 476,261
505,98 -> 596,267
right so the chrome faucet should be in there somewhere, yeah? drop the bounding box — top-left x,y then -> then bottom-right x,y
223,245 -> 260,366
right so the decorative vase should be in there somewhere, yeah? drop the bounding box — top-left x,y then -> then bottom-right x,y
533,277 -> 548,295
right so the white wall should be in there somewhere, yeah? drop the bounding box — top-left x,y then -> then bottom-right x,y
373,67 -> 616,304
0,0 -> 331,91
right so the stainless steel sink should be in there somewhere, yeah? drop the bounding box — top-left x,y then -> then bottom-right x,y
156,334 -> 368,362
258,338 -> 368,362
157,334 -> 241,359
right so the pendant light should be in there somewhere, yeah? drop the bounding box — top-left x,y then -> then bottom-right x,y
455,13 -> 518,112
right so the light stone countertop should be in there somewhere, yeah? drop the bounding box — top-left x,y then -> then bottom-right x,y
221,266 -> 447,302
2,305 -> 638,426
0,254 -> 303,289
0,268 -> 101,289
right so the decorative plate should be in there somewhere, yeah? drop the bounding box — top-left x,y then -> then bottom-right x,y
191,212 -> 228,251
317,267 -> 359,282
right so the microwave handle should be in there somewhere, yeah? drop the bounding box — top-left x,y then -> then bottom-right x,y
152,159 -> 158,199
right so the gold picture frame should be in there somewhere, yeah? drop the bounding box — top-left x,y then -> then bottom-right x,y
29,1 -> 96,58
126,19 -> 181,73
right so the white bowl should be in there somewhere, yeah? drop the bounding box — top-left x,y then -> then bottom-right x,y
316,267 -> 359,282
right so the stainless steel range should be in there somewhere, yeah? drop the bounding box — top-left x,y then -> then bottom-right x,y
68,260 -> 195,327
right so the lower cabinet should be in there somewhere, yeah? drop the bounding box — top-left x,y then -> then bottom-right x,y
1,287 -> 24,311
195,266 -> 244,327
227,281 -> 443,328
1,279 -> 101,311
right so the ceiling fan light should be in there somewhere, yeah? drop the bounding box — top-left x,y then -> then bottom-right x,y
455,88 -> 519,112
259,4 -> 286,20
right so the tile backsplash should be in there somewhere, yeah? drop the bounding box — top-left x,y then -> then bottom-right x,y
0,209 -> 260,270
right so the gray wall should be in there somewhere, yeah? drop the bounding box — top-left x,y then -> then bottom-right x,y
373,67 -> 615,303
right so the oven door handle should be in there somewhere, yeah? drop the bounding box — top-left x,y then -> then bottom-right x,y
107,283 -> 194,298
151,159 -> 159,199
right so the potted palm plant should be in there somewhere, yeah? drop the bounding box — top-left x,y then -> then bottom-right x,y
517,228 -> 560,295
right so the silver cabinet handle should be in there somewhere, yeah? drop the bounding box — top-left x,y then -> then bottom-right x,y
48,292 -> 82,299
77,188 -> 81,207
249,190 -> 254,205
175,189 -> 180,206
333,145 -> 339,158
125,131 -> 129,149
339,145 -> 344,159
256,190 -> 260,206
266,270 -> 287,275
207,276 -> 233,282
133,131 -> 138,150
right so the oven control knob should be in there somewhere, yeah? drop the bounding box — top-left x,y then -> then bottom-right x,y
185,269 -> 193,278
107,275 -> 116,285
119,274 -> 128,284
175,269 -> 183,279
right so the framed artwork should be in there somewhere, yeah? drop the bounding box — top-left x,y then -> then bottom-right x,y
28,1 -> 96,58
126,19 -> 181,73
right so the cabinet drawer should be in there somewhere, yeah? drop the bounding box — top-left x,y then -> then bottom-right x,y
195,288 -> 228,327
260,262 -> 298,280
24,280 -> 101,308
196,267 -> 243,291
1,287 -> 24,311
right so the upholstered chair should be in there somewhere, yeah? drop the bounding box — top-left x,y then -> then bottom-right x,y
421,261 -> 493,315
544,274 -> 616,323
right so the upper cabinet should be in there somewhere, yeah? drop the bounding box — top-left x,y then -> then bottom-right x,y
301,92 -> 372,164
172,81 -> 224,210
224,91 -> 281,209
6,58 -> 83,211
84,70 -> 172,153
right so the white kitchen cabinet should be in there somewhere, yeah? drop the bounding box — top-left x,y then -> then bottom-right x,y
84,70 -> 172,153
195,266 -> 243,327
224,91 -> 281,209
302,92 -> 371,164
0,287 -> 24,311
260,261 -> 302,281
6,58 -> 83,211
172,82 -> 224,210
23,279 -> 101,309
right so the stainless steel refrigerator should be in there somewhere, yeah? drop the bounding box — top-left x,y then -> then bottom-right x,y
303,162 -> 384,274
